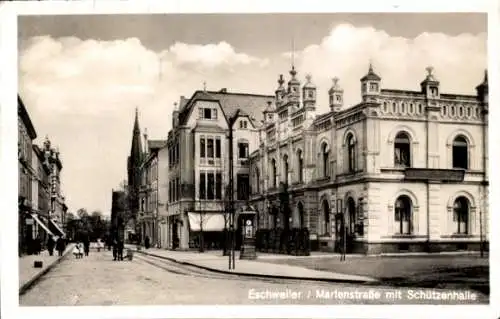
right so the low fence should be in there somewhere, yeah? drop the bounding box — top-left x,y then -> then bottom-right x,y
255,228 -> 310,256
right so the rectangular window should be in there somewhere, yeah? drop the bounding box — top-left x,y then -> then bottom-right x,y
216,173 -> 222,199
237,174 -> 249,200
172,180 -> 176,202
172,145 -> 176,164
168,181 -> 172,202
200,137 -> 205,158
238,142 -> 249,159
207,172 -> 215,200
207,138 -> 214,158
204,108 -> 211,119
176,143 -> 180,163
215,138 -> 221,158
177,179 -> 181,200
199,173 -> 206,199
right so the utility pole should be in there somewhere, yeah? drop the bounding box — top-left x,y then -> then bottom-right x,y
227,110 -> 240,270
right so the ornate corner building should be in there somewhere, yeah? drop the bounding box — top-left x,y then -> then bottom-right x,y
249,64 -> 488,254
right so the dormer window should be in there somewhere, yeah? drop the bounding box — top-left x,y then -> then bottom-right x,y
336,95 -> 342,102
199,107 -> 217,120
292,87 -> 297,93
268,114 -> 273,120
308,91 -> 314,99
431,87 -> 438,96
239,120 -> 248,129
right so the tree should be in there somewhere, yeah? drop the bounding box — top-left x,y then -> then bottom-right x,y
77,208 -> 89,219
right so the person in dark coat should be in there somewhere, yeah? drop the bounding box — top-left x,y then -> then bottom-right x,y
117,240 -> 124,261
83,237 -> 90,257
47,235 -> 55,256
144,236 -> 150,249
56,237 -> 65,256
112,238 -> 118,261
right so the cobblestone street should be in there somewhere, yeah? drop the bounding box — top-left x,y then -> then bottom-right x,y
19,249 -> 488,306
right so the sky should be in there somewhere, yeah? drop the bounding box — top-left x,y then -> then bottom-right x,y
18,13 -> 487,216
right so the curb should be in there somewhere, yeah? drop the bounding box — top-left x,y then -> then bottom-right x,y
19,244 -> 75,296
134,249 -> 378,284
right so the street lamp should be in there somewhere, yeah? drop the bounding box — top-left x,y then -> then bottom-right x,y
227,109 -> 240,270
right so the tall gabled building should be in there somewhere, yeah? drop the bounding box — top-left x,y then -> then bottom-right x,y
165,88 -> 274,250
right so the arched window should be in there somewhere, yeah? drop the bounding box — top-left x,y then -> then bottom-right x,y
347,134 -> 356,173
283,154 -> 289,185
321,200 -> 330,235
453,196 -> 469,235
322,143 -> 329,177
297,150 -> 304,183
347,197 -> 356,236
394,132 -> 411,167
271,159 -> 277,188
394,195 -> 412,235
452,136 -> 468,169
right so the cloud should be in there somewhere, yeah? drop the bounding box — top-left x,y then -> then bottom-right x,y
18,23 -> 486,213
291,24 -> 486,113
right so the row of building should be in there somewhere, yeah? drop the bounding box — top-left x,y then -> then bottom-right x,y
125,63 -> 489,254
18,95 -> 68,256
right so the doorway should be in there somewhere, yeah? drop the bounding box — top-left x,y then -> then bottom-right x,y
172,219 -> 179,250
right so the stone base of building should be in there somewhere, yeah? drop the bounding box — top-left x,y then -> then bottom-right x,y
315,239 -> 489,255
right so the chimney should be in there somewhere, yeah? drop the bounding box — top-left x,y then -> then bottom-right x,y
219,88 -> 227,93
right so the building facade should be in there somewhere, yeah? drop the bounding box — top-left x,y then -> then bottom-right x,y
42,136 -> 68,237
18,96 -> 67,256
138,137 -> 167,247
166,89 -> 274,250
18,95 -> 38,255
32,144 -> 53,247
249,65 -> 488,254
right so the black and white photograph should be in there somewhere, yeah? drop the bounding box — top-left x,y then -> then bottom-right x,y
1,1 -> 497,318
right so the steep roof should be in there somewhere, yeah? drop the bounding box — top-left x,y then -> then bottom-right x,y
147,139 -> 167,150
18,95 -> 37,139
178,90 -> 274,126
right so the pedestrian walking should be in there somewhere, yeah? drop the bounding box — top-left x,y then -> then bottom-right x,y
56,236 -> 65,256
118,240 -> 124,261
145,236 -> 150,250
35,235 -> 42,255
112,238 -> 118,261
83,237 -> 90,257
47,235 -> 55,256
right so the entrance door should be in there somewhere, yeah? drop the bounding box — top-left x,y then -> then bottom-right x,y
172,220 -> 179,249
345,197 -> 356,254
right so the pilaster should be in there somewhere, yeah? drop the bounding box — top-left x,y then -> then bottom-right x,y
428,182 -> 441,239
366,182 -> 381,241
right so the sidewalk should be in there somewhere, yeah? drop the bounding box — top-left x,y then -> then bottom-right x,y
126,246 -> 377,283
19,244 -> 75,295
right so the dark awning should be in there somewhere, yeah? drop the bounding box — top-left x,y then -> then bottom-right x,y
31,214 -> 54,237
49,219 -> 66,237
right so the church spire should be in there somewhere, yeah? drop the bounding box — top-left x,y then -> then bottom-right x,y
133,107 -> 140,133
130,107 -> 142,160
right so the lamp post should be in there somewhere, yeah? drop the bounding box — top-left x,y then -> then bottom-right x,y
227,109 -> 240,270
